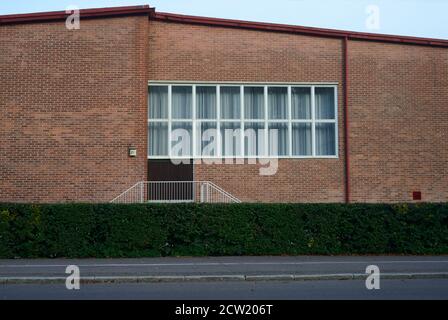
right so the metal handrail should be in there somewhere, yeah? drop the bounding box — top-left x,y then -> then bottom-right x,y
110,181 -> 241,204
204,181 -> 241,203
110,181 -> 142,203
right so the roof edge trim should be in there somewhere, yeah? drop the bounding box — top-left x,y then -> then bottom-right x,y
1,5 -> 447,47
0,5 -> 154,25
152,11 -> 448,48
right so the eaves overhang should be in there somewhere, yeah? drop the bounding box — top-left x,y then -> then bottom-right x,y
151,11 -> 448,48
0,5 -> 154,25
1,5 -> 447,48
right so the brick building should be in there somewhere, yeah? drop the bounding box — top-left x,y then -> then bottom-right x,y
1,5 -> 447,203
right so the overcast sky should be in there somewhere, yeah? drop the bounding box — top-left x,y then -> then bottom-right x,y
1,0 -> 447,40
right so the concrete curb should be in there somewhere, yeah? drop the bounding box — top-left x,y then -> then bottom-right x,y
1,272 -> 448,284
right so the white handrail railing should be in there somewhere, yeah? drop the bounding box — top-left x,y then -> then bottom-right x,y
110,181 -> 241,204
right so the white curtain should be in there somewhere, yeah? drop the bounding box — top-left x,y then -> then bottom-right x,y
268,87 -> 287,119
149,86 -> 168,119
269,123 -> 288,156
292,87 -> 311,119
244,122 -> 265,156
292,123 -> 312,156
172,86 -> 192,119
196,86 -> 216,119
220,122 -> 241,156
220,86 -> 240,119
244,87 -> 264,119
316,123 -> 336,156
315,87 -> 335,119
171,122 -> 192,157
148,122 -> 168,156
196,122 -> 217,156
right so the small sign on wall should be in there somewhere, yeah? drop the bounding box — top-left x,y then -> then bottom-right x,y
128,146 -> 137,157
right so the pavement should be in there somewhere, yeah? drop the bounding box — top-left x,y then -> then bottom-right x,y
2,279 -> 448,300
1,255 -> 447,284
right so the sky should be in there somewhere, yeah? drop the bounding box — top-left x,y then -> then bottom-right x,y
1,0 -> 447,40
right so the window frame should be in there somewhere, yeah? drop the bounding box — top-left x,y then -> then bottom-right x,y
148,82 -> 338,159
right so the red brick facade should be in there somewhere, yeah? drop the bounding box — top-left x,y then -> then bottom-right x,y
348,41 -> 448,202
0,16 -> 148,203
148,20 -> 345,203
1,7 -> 447,203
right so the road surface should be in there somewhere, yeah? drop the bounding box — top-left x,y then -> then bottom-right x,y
1,255 -> 447,278
1,279 -> 447,300
1,256 -> 447,300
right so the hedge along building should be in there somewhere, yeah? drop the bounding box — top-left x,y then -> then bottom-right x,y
1,5 -> 447,204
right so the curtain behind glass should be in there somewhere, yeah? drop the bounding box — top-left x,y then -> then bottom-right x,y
196,122 -> 217,157
292,123 -> 311,156
244,122 -> 265,156
244,87 -> 264,119
172,86 -> 192,119
269,122 -> 288,156
220,86 -> 240,119
268,87 -> 287,119
316,123 -> 336,156
292,87 -> 311,119
196,86 -> 216,119
148,122 -> 168,156
220,122 -> 241,157
149,86 -> 168,119
315,87 -> 335,119
171,122 -> 192,157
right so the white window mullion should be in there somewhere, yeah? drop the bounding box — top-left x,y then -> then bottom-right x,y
192,84 -> 196,159
240,85 -> 244,158
216,85 -> 221,158
287,86 -> 292,156
168,85 -> 172,158
311,86 -> 316,157
264,86 -> 268,157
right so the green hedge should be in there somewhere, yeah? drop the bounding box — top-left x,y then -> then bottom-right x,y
0,203 -> 447,258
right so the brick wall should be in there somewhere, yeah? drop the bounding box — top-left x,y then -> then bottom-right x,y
1,15 -> 447,203
0,16 -> 148,203
149,20 -> 345,203
148,20 -> 448,203
349,41 -> 448,202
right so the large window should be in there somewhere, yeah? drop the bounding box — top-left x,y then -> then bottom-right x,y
148,83 -> 338,158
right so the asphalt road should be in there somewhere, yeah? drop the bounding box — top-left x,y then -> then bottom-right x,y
1,256 -> 447,278
1,279 -> 448,300
1,256 -> 447,300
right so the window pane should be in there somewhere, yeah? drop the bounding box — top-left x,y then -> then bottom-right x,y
268,122 -> 289,156
220,86 -> 241,119
172,86 -> 192,119
244,122 -> 265,156
220,122 -> 241,157
195,122 -> 217,157
149,86 -> 168,119
196,86 -> 216,119
292,123 -> 312,156
268,87 -> 287,119
315,87 -> 335,120
171,122 -> 192,157
316,123 -> 336,156
244,87 -> 264,119
148,122 -> 168,156
292,87 -> 311,119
